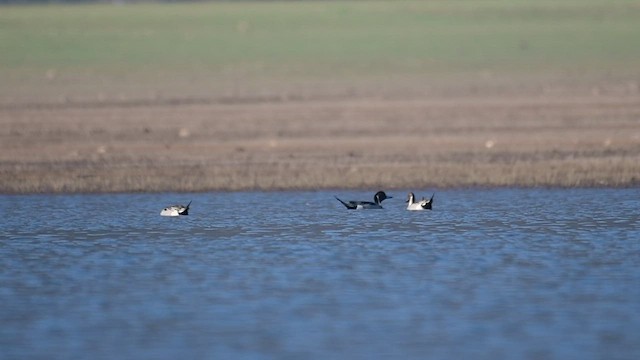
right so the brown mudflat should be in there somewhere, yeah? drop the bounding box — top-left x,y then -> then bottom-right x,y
1,92 -> 639,193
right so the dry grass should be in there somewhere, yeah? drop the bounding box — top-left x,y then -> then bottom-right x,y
1,93 -> 639,193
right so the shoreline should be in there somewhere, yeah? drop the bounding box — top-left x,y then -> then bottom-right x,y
2,94 -> 639,195
2,184 -> 639,196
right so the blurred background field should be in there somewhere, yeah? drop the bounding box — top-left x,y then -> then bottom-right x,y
2,0 -> 640,104
1,0 -> 639,192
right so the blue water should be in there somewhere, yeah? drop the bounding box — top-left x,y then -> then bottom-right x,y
1,189 -> 639,360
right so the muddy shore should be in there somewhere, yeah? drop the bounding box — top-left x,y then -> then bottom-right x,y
1,93 -> 639,194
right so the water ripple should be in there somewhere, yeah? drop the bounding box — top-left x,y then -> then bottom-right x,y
1,189 -> 639,359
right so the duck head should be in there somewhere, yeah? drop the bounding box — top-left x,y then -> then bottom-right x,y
374,191 -> 392,205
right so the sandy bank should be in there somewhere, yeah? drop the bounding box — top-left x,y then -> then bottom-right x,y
1,95 -> 639,194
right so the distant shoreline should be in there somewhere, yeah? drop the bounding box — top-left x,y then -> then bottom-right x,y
2,184 -> 639,196
2,1 -> 639,194
2,95 -> 639,195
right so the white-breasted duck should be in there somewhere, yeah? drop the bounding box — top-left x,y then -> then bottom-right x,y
160,201 -> 191,217
406,192 -> 434,211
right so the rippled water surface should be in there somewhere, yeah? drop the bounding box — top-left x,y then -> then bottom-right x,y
2,189 -> 639,359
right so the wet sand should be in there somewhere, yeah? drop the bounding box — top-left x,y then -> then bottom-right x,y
1,92 -> 639,193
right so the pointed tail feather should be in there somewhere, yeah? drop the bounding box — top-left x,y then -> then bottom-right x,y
335,196 -> 355,209
424,193 -> 434,210
419,193 -> 434,210
179,200 -> 192,215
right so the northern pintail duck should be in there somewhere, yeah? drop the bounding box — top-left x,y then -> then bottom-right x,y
406,192 -> 434,211
335,191 -> 392,210
160,201 -> 191,216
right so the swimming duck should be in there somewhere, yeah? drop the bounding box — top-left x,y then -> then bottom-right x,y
160,201 -> 191,216
406,192 -> 434,211
335,191 -> 392,210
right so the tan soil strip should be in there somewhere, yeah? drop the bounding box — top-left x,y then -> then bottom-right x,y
1,95 -> 639,193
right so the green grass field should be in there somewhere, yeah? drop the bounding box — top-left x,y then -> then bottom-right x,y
1,0 -> 640,103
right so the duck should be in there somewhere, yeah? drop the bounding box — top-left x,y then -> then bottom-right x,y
406,192 -> 434,211
160,200 -> 191,217
335,191 -> 392,210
